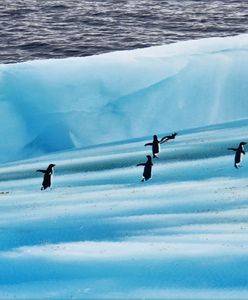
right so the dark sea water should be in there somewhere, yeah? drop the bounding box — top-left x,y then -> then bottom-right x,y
1,0 -> 248,64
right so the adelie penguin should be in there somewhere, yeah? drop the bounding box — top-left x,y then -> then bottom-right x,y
36,164 -> 56,190
160,132 -> 178,144
137,155 -> 153,182
145,133 -> 177,158
228,142 -> 247,169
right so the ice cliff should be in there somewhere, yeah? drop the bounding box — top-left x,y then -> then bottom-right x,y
1,34 -> 248,162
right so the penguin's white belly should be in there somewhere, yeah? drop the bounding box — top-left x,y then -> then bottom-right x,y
50,171 -> 54,188
240,146 -> 244,162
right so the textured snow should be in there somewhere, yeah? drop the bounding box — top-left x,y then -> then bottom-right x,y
0,118 -> 248,299
1,34 -> 248,162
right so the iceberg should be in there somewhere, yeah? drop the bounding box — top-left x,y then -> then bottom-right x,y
1,34 -> 248,299
1,34 -> 248,162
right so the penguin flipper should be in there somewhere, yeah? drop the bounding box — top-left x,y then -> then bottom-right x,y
160,136 -> 169,144
228,148 -> 237,151
36,170 -> 46,173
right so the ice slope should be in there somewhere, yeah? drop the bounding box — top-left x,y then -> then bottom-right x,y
1,34 -> 248,162
0,119 -> 248,299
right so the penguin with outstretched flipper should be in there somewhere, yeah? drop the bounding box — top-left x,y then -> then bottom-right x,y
228,142 -> 246,168
160,132 -> 178,144
36,164 -> 56,190
145,135 -> 162,158
145,134 -> 175,158
137,155 -> 153,182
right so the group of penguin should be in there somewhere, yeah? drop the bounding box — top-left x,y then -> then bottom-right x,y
36,134 -> 246,190
136,133 -> 177,182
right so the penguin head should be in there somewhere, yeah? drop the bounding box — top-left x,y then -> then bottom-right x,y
48,164 -> 56,170
239,142 -> 247,147
146,155 -> 152,161
153,135 -> 158,141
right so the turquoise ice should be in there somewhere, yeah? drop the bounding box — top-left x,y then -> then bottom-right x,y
1,34 -> 248,162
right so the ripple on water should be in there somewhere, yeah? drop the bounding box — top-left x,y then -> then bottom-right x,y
0,0 -> 248,63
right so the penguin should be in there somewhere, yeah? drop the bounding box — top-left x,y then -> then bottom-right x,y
160,132 -> 178,144
145,135 -> 161,158
228,142 -> 246,168
0,192 -> 9,195
36,164 -> 56,190
145,134 -> 174,158
137,155 -> 153,182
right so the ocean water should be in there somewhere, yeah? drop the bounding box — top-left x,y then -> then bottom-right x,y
1,0 -> 248,64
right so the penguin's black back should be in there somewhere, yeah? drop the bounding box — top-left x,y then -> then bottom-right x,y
152,141 -> 159,154
40,164 -> 55,190
143,157 -> 153,180
42,172 -> 52,190
235,148 -> 242,164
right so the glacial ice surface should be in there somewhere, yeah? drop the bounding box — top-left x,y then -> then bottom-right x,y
0,118 -> 248,299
